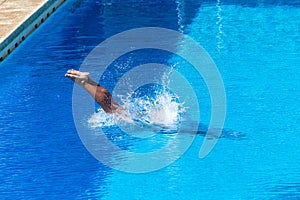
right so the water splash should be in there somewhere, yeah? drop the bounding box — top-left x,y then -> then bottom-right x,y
88,86 -> 185,131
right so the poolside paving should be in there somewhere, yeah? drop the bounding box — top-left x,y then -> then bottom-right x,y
0,0 -> 48,44
0,0 -> 65,61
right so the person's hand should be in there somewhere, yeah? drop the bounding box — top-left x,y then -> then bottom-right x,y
65,69 -> 90,86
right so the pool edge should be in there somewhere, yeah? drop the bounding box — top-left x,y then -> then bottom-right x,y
0,0 -> 66,62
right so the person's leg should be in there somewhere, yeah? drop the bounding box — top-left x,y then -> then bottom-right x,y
65,69 -> 121,113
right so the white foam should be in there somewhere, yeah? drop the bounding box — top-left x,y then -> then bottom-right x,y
87,90 -> 184,130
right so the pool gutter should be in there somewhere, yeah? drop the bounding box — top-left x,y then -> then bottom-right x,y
0,0 -> 66,62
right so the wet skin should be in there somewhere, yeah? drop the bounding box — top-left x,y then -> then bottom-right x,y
65,69 -> 121,113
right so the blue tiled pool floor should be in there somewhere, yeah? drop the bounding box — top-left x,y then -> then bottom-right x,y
0,0 -> 299,199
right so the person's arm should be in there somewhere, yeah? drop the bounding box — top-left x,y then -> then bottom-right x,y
65,69 -> 121,113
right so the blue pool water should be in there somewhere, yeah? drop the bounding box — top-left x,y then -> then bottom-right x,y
0,0 -> 300,199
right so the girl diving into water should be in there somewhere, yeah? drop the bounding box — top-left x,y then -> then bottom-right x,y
65,70 -> 244,138
65,69 -> 182,126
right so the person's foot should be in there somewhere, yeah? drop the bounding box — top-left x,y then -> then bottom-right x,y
65,69 -> 90,85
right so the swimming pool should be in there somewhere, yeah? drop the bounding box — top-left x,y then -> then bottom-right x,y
0,0 -> 299,199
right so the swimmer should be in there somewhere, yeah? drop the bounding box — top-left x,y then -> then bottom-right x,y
65,70 -> 243,138
65,69 -> 122,113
